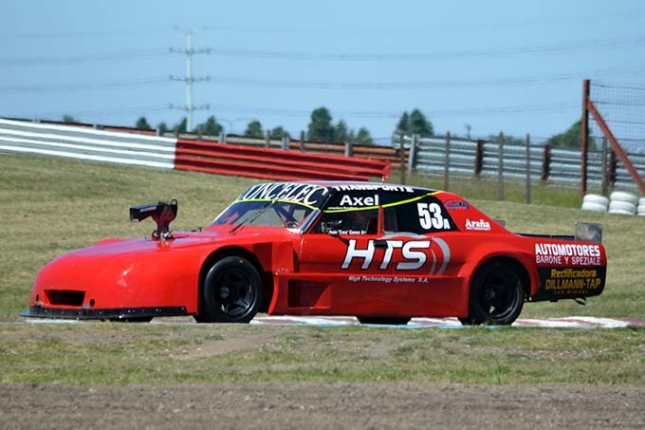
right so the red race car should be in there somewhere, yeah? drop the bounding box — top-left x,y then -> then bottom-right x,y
22,181 -> 607,325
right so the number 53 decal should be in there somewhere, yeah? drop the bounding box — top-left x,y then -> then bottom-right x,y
417,202 -> 450,230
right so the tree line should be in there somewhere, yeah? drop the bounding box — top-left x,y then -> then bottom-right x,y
61,109 -> 587,149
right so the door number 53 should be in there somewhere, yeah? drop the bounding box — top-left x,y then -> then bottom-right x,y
417,203 -> 450,230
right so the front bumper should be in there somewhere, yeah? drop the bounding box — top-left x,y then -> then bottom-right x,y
20,305 -> 189,320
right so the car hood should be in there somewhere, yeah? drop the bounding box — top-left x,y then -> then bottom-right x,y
37,224 -> 296,291
81,224 -> 294,256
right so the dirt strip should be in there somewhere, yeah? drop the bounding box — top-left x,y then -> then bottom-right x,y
1,382 -> 644,430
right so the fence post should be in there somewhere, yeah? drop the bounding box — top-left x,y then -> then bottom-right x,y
398,131 -> 406,184
444,132 -> 451,191
345,141 -> 353,157
408,134 -> 418,171
299,131 -> 305,151
497,132 -> 504,200
581,79 -> 590,196
474,139 -> 484,177
281,136 -> 289,150
608,149 -> 617,188
601,136 -> 608,196
265,130 -> 271,148
541,144 -> 551,183
525,133 -> 531,204
219,131 -> 226,144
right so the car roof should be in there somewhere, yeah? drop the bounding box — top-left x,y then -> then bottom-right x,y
289,180 -> 438,194
235,181 -> 447,211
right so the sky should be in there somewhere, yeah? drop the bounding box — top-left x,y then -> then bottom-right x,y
2,0 -> 645,145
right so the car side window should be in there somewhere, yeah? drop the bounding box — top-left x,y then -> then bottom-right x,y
310,190 -> 456,235
314,209 -> 378,234
311,191 -> 379,234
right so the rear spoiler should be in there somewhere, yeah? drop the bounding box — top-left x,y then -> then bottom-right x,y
574,222 -> 602,243
129,200 -> 178,240
518,222 -> 602,243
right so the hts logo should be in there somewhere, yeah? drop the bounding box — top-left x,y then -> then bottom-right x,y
341,239 -> 430,270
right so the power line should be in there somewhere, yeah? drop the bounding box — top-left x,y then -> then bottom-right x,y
2,63 -> 641,95
0,77 -> 168,94
4,105 -> 173,120
0,49 -> 169,67
204,35 -> 645,62
202,65 -> 645,90
1,10 -> 642,39
2,60 -> 642,95
0,27 -> 171,41
203,101 -> 579,119
2,33 -> 645,69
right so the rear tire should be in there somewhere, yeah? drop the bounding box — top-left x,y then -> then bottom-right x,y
195,256 -> 262,323
467,261 -> 524,325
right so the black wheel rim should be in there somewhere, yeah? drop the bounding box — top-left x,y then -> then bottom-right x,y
478,273 -> 519,321
212,268 -> 257,319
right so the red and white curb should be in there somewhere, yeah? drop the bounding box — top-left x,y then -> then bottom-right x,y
19,316 -> 645,328
250,315 -> 645,328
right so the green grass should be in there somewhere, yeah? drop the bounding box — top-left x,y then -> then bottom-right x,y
1,323 -> 644,385
1,152 -> 645,385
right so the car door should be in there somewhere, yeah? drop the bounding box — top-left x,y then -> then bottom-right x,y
296,190 -> 386,313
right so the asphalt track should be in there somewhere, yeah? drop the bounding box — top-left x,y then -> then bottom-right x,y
15,315 -> 645,328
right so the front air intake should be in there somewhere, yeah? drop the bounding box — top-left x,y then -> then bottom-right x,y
46,290 -> 85,306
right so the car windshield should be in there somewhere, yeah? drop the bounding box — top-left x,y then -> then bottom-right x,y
210,200 -> 317,229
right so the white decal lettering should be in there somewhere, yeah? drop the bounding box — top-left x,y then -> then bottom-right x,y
342,239 -> 435,271
239,183 -> 326,206
338,194 -> 379,207
339,195 -> 353,206
398,241 -> 430,270
535,243 -> 602,266
380,240 -> 403,270
342,239 -> 375,269
465,219 -> 491,231
332,184 -> 414,193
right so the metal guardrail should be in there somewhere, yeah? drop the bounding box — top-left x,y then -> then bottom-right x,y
410,135 -> 645,192
0,118 -> 176,169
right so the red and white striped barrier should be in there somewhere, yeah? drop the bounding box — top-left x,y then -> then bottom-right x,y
0,119 -> 391,181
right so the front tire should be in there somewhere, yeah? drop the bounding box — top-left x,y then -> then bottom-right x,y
467,261 -> 524,325
195,256 -> 262,323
